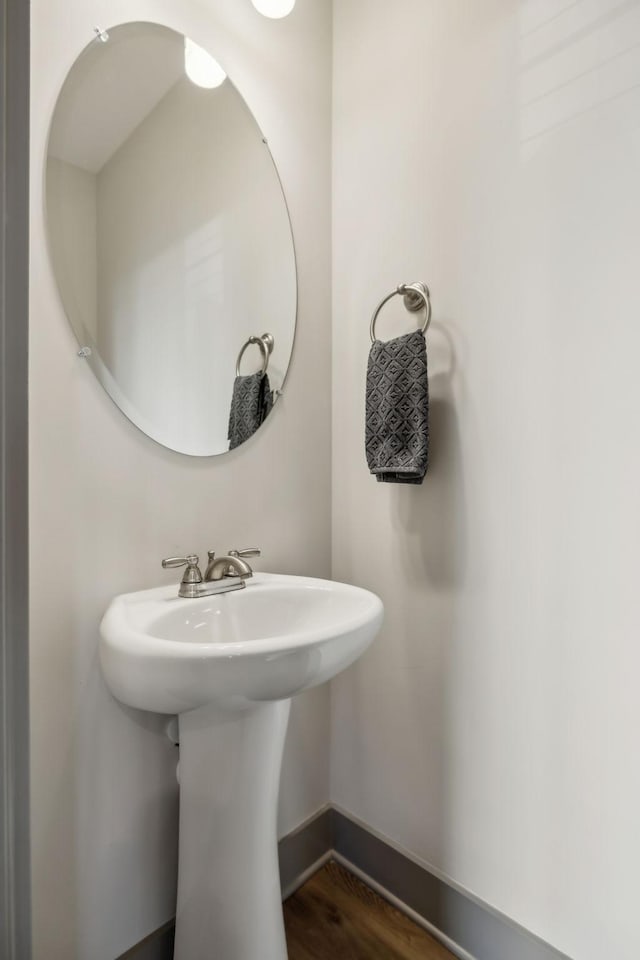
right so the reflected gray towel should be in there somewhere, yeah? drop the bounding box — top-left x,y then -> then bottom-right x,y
365,329 -> 429,484
228,372 -> 273,450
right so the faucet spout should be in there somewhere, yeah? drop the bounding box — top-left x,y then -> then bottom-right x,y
205,553 -> 254,582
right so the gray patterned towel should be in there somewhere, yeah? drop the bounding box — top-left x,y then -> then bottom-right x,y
228,372 -> 274,450
365,329 -> 429,484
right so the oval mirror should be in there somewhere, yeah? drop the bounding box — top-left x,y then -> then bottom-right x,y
46,22 -> 297,456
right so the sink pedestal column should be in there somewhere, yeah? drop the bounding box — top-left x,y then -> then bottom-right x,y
174,699 -> 291,960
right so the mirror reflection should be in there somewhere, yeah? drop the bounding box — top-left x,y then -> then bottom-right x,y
46,22 -> 297,456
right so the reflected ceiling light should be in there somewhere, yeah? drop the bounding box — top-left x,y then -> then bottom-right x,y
184,38 -> 226,89
251,0 -> 296,18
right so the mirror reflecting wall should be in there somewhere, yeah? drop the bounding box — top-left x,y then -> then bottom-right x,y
46,22 -> 297,456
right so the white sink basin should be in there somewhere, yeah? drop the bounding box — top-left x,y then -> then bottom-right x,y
99,572 -> 383,960
100,573 -> 382,714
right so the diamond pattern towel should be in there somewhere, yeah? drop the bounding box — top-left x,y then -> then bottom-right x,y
365,329 -> 429,484
228,372 -> 274,450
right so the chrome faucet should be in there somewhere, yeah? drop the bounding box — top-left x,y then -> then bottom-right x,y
162,548 -> 259,599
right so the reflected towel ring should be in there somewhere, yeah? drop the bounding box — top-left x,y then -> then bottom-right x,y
236,332 -> 274,377
370,282 -> 432,343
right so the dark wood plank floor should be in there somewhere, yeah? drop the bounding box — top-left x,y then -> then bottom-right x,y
283,861 -> 455,960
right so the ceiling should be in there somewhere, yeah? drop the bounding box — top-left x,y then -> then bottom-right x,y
48,24 -> 185,173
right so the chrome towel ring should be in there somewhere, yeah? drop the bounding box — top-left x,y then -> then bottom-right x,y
235,332 -> 274,377
370,282 -> 432,343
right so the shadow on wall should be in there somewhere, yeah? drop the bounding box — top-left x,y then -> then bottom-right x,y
331,313 -> 469,868
375,320 -> 468,869
74,658 -> 179,958
391,321 -> 468,591
519,0 -> 640,143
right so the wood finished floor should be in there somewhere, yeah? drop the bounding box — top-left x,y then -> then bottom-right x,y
283,861 -> 456,960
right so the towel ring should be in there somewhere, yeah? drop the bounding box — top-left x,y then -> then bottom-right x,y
370,282 -> 432,343
236,332 -> 274,377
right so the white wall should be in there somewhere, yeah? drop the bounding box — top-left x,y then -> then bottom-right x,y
30,1 -> 332,957
332,2 -> 640,959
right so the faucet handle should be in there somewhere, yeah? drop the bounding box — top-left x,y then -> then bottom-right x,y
228,548 -> 261,559
161,555 -> 203,584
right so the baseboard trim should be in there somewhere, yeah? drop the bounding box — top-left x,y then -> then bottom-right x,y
120,805 -> 573,960
330,807 -> 573,960
278,805 -> 334,898
332,850 -> 476,960
116,919 -> 175,960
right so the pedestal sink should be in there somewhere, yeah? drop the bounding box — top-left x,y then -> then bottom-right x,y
99,573 -> 383,960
